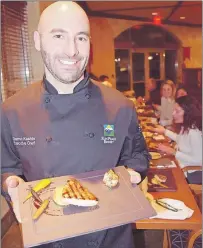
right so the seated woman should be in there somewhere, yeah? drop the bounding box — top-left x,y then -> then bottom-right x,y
153,96 -> 202,184
153,80 -> 176,127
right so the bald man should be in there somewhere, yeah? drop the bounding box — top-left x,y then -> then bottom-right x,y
1,2 -> 150,248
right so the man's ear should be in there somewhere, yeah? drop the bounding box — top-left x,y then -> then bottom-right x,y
34,31 -> 41,51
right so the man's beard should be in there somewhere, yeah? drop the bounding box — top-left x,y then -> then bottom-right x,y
41,49 -> 89,84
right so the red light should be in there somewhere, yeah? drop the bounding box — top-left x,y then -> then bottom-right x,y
153,15 -> 161,25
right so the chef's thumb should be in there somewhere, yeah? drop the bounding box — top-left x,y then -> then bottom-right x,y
6,176 -> 24,188
5,176 -> 24,224
127,168 -> 142,184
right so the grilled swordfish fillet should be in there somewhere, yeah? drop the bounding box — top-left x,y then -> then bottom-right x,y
61,178 -> 98,207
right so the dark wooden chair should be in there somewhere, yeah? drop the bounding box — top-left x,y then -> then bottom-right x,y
182,166 -> 202,248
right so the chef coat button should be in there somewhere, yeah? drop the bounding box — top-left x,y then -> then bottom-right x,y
53,242 -> 64,248
87,240 -> 99,246
46,136 -> 52,142
85,93 -> 91,99
89,132 -> 95,138
45,97 -> 50,103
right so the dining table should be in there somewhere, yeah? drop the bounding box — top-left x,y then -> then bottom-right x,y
134,162 -> 202,246
134,104 -> 202,248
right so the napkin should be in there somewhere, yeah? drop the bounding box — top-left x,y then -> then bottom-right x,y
150,198 -> 194,220
156,161 -> 177,168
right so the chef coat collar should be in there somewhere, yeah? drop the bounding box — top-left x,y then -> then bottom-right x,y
43,70 -> 90,95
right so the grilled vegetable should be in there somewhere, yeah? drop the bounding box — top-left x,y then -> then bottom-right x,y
24,179 -> 51,203
33,199 -> 41,209
30,187 -> 42,203
33,199 -> 49,220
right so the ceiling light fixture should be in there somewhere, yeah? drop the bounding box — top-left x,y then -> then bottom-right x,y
152,12 -> 158,16
180,17 -> 185,19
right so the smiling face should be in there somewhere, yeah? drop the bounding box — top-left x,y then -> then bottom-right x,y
172,103 -> 184,123
162,84 -> 173,99
34,2 -> 90,84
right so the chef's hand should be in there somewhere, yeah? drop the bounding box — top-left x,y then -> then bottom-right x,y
127,168 -> 141,184
157,144 -> 175,155
5,176 -> 25,223
152,125 -> 166,134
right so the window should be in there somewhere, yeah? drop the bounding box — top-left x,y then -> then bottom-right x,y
149,52 -> 161,79
114,24 -> 181,92
132,53 -> 145,82
1,1 -> 33,101
165,50 -> 177,83
115,50 -> 130,91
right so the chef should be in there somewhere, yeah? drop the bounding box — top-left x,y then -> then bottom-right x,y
1,2 -> 150,248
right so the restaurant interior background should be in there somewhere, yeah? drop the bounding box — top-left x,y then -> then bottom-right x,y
1,1 -> 202,100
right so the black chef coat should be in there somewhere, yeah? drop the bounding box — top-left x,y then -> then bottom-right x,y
1,72 -> 150,248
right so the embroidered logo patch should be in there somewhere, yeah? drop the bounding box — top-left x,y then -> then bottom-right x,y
103,124 -> 115,137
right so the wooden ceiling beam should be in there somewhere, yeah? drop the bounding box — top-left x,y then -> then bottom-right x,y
163,19 -> 201,28
86,2 -> 201,13
165,1 -> 183,21
88,11 -> 153,22
88,11 -> 201,27
89,4 -> 177,13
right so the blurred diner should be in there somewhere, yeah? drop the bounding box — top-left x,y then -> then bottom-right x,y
153,96 -> 202,184
145,78 -> 161,105
153,80 -> 176,127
